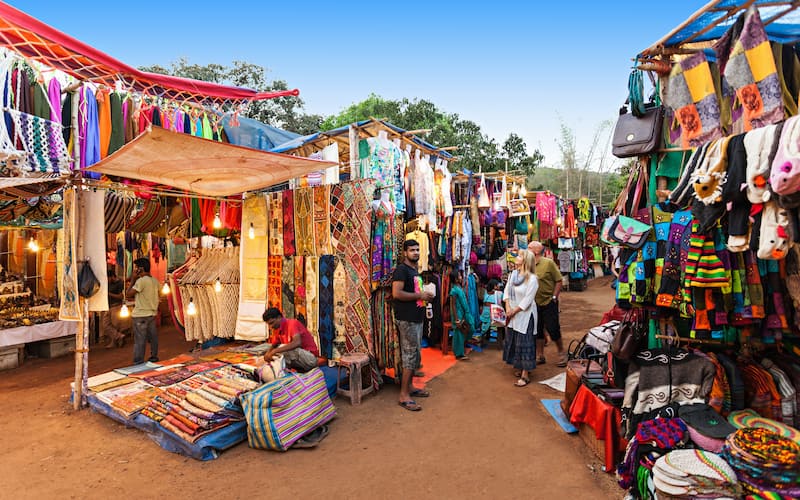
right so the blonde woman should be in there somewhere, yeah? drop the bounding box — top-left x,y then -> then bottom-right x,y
502,249 -> 539,386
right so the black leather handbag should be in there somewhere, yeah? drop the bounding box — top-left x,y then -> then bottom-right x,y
612,102 -> 663,158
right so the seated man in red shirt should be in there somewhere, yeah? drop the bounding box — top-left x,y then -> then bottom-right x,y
262,307 -> 320,373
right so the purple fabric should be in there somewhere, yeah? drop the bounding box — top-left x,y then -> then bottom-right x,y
47,78 -> 61,123
79,87 -> 101,179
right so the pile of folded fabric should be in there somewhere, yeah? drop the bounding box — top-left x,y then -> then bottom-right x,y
721,427 -> 800,498
652,449 -> 742,498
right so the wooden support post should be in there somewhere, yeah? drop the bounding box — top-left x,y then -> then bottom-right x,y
348,124 -> 359,179
71,85 -> 86,411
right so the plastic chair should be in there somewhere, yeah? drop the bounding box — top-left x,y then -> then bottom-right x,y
336,353 -> 374,405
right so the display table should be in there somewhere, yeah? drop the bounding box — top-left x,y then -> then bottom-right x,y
569,384 -> 626,472
0,320 -> 76,347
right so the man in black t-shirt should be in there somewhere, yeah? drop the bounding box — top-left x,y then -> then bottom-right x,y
392,239 -> 435,411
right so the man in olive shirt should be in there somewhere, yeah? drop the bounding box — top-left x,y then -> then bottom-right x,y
528,241 -> 566,367
126,258 -> 160,364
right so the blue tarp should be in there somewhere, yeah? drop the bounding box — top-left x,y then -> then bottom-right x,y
221,114 -> 301,152
662,1 -> 800,47
270,119 -> 453,160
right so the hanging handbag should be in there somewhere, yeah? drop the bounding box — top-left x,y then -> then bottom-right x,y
612,68 -> 664,158
610,308 -> 648,361
608,215 -> 652,249
78,260 -> 100,298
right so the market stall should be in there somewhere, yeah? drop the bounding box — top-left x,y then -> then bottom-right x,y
564,3 -> 800,499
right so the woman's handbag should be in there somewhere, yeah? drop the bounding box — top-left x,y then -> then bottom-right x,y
608,215 -> 652,249
611,308 -> 648,361
612,68 -> 664,158
240,368 -> 337,452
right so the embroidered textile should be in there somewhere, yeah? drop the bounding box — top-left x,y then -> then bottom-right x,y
6,108 -> 71,174
59,187 -> 81,321
267,255 -> 282,310
305,256 -> 320,350
318,255 -> 335,358
333,259 -> 347,360
664,52 -> 723,148
293,187 -> 315,256
282,189 -> 295,256
268,192 -> 283,256
294,256 -> 307,325
281,257 -> 295,319
313,185 -> 332,255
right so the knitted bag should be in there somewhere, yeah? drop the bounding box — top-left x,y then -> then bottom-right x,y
128,199 -> 165,234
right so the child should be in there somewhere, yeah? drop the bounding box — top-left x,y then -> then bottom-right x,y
480,279 -> 502,345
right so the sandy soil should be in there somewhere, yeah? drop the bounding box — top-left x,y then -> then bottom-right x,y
0,276 -> 621,500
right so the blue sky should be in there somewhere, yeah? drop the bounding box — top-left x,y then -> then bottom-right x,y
8,0 -> 705,171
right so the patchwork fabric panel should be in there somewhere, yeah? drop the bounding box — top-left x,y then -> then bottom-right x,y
333,258 -> 347,360
715,7 -> 784,131
329,183 -> 346,254
665,52 -> 723,148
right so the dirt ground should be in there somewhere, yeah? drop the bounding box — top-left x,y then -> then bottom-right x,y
0,276 -> 620,500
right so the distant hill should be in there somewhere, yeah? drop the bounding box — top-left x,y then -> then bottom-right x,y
526,166 -> 624,207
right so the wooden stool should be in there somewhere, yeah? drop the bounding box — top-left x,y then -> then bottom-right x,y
336,353 -> 374,405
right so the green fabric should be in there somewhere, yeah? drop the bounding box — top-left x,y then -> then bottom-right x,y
649,152 -> 686,204
108,92 -> 125,155
32,83 -> 50,119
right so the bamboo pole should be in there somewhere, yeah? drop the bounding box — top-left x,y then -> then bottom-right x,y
71,85 -> 86,411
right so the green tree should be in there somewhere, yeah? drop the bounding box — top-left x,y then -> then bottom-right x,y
139,58 -> 322,135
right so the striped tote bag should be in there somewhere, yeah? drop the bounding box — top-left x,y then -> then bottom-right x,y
240,368 -> 336,451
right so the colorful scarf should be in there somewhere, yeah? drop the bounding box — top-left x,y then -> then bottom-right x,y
305,256 -> 320,350
664,51 -> 723,148
6,109 -> 71,174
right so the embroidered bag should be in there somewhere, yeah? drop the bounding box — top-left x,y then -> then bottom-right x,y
608,215 -> 653,249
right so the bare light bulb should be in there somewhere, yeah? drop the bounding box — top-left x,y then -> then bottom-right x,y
161,281 -> 170,295
212,212 -> 222,229
28,236 -> 39,252
214,277 -> 222,293
248,222 -> 255,240
187,297 -> 197,316
119,303 -> 130,318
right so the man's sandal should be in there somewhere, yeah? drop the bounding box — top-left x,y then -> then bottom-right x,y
398,400 -> 422,411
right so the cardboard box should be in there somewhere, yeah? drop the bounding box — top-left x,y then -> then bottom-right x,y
0,343 -> 24,371
30,335 -> 75,358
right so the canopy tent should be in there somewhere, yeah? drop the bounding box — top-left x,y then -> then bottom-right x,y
644,0 -> 800,53
86,127 -> 336,197
271,118 -> 455,174
221,114 -> 301,152
0,1 -> 297,105
0,176 -> 65,201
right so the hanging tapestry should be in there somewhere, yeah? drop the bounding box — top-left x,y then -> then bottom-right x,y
371,199 -> 396,290
313,185 -> 332,255
664,52 -> 723,148
84,190 -> 109,312
104,192 -> 135,233
329,182 -> 346,254
267,255 -> 282,310
268,192 -> 283,256
236,194 -> 269,341
714,6 -> 784,132
305,256 -> 320,350
293,187 -> 315,256
372,288 -> 397,386
282,189 -> 296,256
6,109 -> 71,174
59,187 -> 81,321
294,256 -> 307,325
333,258 -> 347,360
281,257 -> 295,318
342,180 -> 377,356
318,255 -> 335,359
